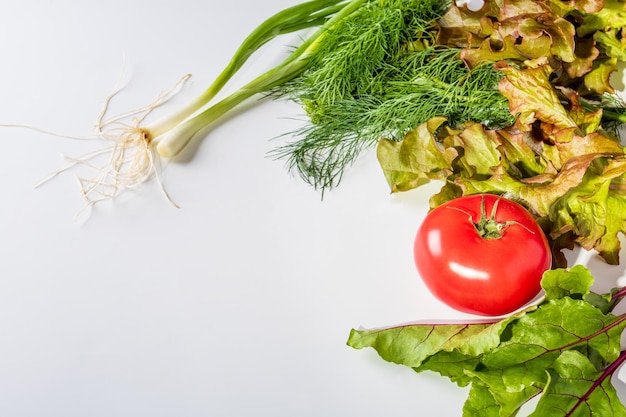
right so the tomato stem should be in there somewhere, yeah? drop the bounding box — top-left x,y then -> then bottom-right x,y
448,195 -> 535,240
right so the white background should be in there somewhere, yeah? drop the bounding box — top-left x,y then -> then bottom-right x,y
1,1 -> 625,416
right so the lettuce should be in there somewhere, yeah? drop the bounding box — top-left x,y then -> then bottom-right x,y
378,0 -> 626,266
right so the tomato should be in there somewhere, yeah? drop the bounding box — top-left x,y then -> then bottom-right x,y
414,194 -> 552,316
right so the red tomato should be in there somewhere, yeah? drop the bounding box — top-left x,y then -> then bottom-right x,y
414,194 -> 552,316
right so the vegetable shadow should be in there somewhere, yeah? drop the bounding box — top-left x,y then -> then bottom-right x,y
170,99 -> 262,164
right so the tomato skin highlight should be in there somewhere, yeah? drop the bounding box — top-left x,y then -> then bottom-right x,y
414,194 -> 552,316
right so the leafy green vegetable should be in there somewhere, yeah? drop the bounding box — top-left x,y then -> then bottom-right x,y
179,0 -> 626,266
531,350 -> 626,417
377,0 -> 626,265
348,266 -> 626,417
273,45 -> 513,189
151,0 -> 626,193
58,0 -> 626,229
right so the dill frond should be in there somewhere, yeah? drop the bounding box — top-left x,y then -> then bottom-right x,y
270,0 -> 515,191
273,46 -> 513,191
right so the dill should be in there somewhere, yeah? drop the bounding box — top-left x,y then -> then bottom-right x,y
268,0 -> 516,191
273,44 -> 513,190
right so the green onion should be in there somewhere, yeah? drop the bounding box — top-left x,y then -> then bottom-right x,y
150,0 -> 364,157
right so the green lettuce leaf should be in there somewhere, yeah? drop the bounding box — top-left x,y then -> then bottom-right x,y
462,381 -> 541,417
376,116 -> 456,192
578,0 -> 626,37
417,350 -> 484,387
584,56 -> 619,94
548,158 -> 626,264
594,28 -> 626,61
377,63 -> 626,264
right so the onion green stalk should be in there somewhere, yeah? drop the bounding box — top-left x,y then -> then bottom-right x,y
44,0 -> 467,205
47,0 -> 365,207
149,0 -> 459,190
151,0 -> 365,156
146,0 -> 347,139
37,0 -> 626,208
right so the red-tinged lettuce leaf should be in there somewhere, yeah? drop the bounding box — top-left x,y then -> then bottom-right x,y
497,61 -> 578,128
377,119 -> 545,197
457,157 -> 626,264
436,0 -> 621,93
529,350 -> 626,417
551,86 -> 604,135
500,0 -> 559,16
377,108 -> 626,264
455,155 -> 626,264
551,131 -> 623,168
519,14 -> 576,63
437,1 -> 500,47
459,17 -> 577,69
455,153 -> 608,216
563,36 -> 601,79
377,0 -> 626,265
376,119 -> 507,194
544,0 -> 604,14
439,0 -> 579,67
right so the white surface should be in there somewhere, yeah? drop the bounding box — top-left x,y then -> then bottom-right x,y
0,1 -> 625,416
